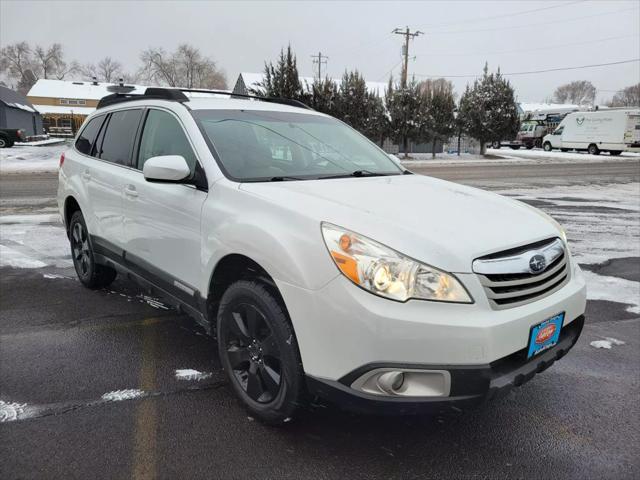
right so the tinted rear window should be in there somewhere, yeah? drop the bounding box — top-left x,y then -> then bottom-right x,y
75,115 -> 105,155
99,109 -> 143,165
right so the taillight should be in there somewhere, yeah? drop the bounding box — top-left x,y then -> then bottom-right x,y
59,153 -> 65,168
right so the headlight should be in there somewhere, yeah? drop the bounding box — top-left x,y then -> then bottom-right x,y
321,223 -> 472,303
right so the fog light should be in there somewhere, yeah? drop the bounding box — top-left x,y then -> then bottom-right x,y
376,371 -> 404,394
351,368 -> 451,397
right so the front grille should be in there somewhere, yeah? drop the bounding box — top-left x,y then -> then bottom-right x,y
473,238 -> 570,309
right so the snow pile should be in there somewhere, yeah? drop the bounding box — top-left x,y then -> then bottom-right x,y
590,337 -> 626,349
0,143 -> 68,174
175,369 -> 213,381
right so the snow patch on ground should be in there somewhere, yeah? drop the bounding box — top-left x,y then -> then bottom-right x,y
175,369 -> 213,381
497,183 -> 640,265
43,273 -> 72,279
581,270 -> 640,314
0,215 -> 71,268
401,150 -> 640,166
0,213 -> 61,224
0,400 -> 39,422
590,337 -> 626,349
138,294 -> 170,310
101,389 -> 146,402
0,143 -> 68,174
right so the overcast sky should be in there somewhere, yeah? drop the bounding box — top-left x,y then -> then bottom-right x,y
2,0 -> 639,103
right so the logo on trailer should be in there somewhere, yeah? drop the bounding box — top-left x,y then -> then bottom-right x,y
576,116 -> 585,126
529,254 -> 546,274
536,324 -> 557,344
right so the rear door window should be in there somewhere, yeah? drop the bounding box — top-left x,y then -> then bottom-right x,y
75,115 -> 105,155
137,109 -> 198,172
99,109 -> 143,166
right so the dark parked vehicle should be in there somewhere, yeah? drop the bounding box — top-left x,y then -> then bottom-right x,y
0,128 -> 25,148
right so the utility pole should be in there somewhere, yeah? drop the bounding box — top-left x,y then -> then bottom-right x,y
311,52 -> 329,81
392,27 -> 423,88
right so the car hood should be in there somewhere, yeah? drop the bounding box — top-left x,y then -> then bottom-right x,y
239,174 -> 561,273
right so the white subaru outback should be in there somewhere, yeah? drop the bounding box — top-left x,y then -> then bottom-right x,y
58,88 -> 586,423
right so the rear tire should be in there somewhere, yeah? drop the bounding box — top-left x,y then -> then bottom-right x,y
543,142 -> 552,152
588,144 -> 600,155
69,211 -> 117,289
609,150 -> 622,156
561,148 -> 569,152
510,145 -> 521,150
525,143 -> 534,150
0,136 -> 12,148
217,280 -> 305,424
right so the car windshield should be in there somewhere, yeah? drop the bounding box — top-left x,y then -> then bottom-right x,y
192,109 -> 403,181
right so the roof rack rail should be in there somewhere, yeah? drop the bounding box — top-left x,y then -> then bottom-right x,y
96,88 -> 188,109
96,87 -> 312,111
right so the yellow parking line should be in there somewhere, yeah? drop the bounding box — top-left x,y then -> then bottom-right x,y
132,318 -> 159,480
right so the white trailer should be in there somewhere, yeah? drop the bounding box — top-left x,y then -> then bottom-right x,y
542,108 -> 640,155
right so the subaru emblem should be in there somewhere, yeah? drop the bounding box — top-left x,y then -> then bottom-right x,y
529,254 -> 546,274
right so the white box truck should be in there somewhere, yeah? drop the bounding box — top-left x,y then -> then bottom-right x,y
542,108 -> 640,155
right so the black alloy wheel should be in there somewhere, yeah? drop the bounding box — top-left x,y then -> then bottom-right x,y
68,211 -> 116,289
217,280 -> 305,424
223,302 -> 283,403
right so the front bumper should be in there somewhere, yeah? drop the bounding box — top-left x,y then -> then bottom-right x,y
307,315 -> 584,414
276,261 -> 586,381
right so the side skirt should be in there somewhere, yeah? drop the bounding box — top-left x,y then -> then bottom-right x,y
91,235 -> 212,335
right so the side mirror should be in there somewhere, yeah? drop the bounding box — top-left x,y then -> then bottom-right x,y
143,155 -> 191,182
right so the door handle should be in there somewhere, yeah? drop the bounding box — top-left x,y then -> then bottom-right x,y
82,170 -> 91,181
124,185 -> 138,198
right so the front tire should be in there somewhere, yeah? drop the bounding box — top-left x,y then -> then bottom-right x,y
217,280 -> 305,424
69,211 -> 117,289
543,142 -> 553,152
491,140 -> 501,149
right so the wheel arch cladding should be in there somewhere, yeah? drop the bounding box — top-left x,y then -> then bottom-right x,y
207,253 -> 288,324
64,196 -> 82,232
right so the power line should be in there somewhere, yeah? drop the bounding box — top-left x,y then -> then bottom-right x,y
392,27 -> 423,88
425,6 -> 638,35
413,58 -> 640,79
418,0 -> 585,29
376,58 -> 405,82
413,34 -> 639,58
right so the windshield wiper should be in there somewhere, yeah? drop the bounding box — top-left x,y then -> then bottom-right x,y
317,170 -> 399,180
269,175 -> 308,182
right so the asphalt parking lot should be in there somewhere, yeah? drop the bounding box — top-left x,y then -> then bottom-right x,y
1,156 -> 639,479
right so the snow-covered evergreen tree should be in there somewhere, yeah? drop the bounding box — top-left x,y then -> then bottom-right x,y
362,90 -> 388,146
310,76 -> 339,116
252,45 -> 304,100
419,79 -> 456,158
337,70 -> 368,132
386,77 -> 423,158
458,63 -> 519,155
